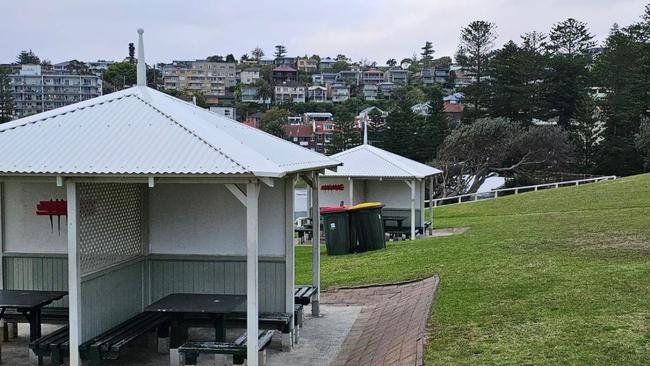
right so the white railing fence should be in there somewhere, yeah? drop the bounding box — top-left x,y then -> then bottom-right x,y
429,175 -> 617,207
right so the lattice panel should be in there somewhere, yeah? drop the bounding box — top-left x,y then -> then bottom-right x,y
78,183 -> 146,275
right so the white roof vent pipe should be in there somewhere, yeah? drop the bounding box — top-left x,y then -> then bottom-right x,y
137,28 -> 146,86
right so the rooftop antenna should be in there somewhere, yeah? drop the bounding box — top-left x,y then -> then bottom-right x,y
363,119 -> 368,145
136,28 -> 146,86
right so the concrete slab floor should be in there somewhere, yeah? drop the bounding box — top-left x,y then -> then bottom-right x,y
0,304 -> 360,366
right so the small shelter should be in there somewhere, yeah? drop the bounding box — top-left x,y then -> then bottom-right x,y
319,140 -> 441,239
0,30 -> 338,365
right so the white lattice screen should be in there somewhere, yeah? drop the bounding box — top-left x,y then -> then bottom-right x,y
78,183 -> 146,275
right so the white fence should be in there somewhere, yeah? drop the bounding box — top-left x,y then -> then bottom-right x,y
429,175 -> 617,207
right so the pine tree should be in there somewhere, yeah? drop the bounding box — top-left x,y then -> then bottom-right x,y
0,67 -> 15,123
420,41 -> 435,68
128,43 -> 135,63
252,47 -> 265,61
570,93 -> 603,172
274,45 -> 287,59
456,20 -> 497,119
328,105 -> 361,154
16,50 -> 40,64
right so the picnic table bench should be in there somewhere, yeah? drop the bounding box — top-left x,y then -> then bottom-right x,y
294,286 -> 317,305
179,330 -> 275,366
29,326 -> 69,366
79,311 -> 169,366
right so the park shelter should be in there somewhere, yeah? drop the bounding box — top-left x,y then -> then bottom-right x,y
0,30 -> 338,366
319,143 -> 441,239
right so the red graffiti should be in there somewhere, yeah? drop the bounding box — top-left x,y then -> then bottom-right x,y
320,184 -> 344,191
36,199 -> 67,216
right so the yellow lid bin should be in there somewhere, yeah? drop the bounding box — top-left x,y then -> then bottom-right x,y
349,202 -> 384,210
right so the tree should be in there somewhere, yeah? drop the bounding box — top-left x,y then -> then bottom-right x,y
16,50 -> 40,64
251,47 -> 265,61
383,87 -> 423,160
436,117 -> 574,195
335,54 -> 348,61
206,55 -> 224,62
192,92 -> 208,108
367,108 -> 387,147
456,20 -> 497,119
274,45 -> 287,59
420,41 -> 435,67
240,54 -> 250,63
546,18 -> 596,127
103,62 -> 137,91
570,93 -> 604,172
548,18 -> 596,57
255,79 -> 273,107
635,117 -> 650,171
260,107 -> 289,137
0,67 -> 14,123
65,60 -> 90,74
225,54 -> 237,63
128,43 -> 135,63
328,105 -> 361,154
386,58 -> 397,68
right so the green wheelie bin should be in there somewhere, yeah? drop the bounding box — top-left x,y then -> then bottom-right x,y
349,202 -> 386,252
320,206 -> 354,255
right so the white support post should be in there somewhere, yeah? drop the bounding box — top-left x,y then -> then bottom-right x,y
429,177 -> 434,233
348,178 -> 354,206
311,173 -> 321,316
246,182 -> 260,366
284,176 -> 296,350
67,181 -> 81,366
419,180 -> 425,234
405,180 -> 416,240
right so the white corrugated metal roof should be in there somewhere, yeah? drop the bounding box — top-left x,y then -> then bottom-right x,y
324,144 -> 441,179
0,86 -> 340,177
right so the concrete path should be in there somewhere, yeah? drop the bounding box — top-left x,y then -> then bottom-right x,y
324,276 -> 440,366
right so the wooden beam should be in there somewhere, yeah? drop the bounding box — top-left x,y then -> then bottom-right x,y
285,176 -> 296,316
225,184 -> 247,206
405,180 -> 416,240
348,177 -> 354,206
259,177 -> 274,187
147,177 -> 155,188
311,174 -> 321,316
66,181 -> 81,366
246,182 -> 260,365
300,173 -> 314,189
429,177 -> 434,233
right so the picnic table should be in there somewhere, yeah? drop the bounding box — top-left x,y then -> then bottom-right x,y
0,290 -> 67,342
145,293 -> 246,350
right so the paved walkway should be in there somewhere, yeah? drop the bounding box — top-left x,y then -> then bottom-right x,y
324,276 -> 439,366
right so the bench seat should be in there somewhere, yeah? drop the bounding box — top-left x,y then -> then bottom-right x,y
79,312 -> 169,366
225,312 -> 292,334
29,326 -> 69,366
294,286 -> 317,305
179,330 -> 274,365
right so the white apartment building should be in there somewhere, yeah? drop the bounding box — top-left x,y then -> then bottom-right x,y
10,64 -> 102,118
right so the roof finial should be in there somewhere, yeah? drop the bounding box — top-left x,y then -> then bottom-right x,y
136,28 -> 146,86
363,119 -> 368,145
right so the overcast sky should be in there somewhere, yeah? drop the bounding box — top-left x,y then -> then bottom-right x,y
2,0 -> 647,65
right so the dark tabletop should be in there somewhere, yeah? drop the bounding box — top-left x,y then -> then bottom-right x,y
0,290 -> 68,309
144,293 -> 246,314
383,216 -> 408,221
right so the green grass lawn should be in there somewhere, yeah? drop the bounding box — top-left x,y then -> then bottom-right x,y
296,174 -> 650,365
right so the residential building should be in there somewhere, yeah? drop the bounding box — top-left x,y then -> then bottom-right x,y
336,70 -> 361,85
434,65 -> 451,84
377,82 -> 394,97
312,73 -> 337,85
259,59 -> 275,65
86,60 -> 115,76
285,124 -> 315,149
9,64 -> 102,118
303,112 -> 333,125
356,106 -> 388,127
319,57 -> 336,70
308,86 -> 328,102
314,120 -> 336,154
274,82 -> 306,103
417,68 -> 434,86
240,85 -> 270,104
242,112 -> 264,128
209,106 -> 236,119
384,68 -> 409,84
330,83 -> 350,102
363,84 -> 379,100
288,116 -> 303,125
240,68 -> 260,85
451,65 -> 473,88
162,60 -> 237,102
444,102 -> 464,125
275,57 -> 296,66
272,64 -> 298,84
362,69 -> 384,84
297,58 -> 318,73
443,92 -> 464,104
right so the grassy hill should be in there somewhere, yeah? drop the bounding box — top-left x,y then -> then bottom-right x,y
296,174 -> 650,365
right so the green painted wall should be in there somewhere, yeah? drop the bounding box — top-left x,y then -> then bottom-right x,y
3,255 -> 68,307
